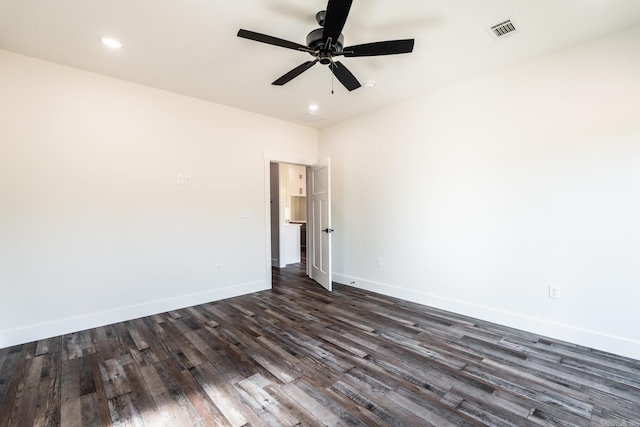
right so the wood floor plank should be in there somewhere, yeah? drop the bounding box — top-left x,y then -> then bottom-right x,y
99,357 -> 132,400
32,368 -> 52,427
6,355 -> 44,427
461,363 -> 594,421
261,383 -> 324,426
60,357 -> 83,427
330,371 -> 432,427
80,393 -> 102,427
152,359 -> 207,426
89,353 -> 112,427
0,350 -> 22,417
137,362 -> 198,426
118,358 -> 162,426
235,376 -> 290,426
196,325 -> 258,384
134,318 -> 170,363
188,362 -> 250,427
91,327 -> 115,363
281,379 -> 359,427
237,373 -> 300,426
175,367 -> 231,427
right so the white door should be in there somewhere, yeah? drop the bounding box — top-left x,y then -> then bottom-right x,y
309,158 -> 332,291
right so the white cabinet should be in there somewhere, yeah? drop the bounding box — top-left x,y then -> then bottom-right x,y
288,165 -> 306,197
283,223 -> 301,265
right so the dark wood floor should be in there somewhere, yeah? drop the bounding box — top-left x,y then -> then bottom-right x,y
1,262 -> 639,426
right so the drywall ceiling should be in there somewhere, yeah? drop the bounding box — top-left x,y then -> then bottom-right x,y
1,0 -> 640,128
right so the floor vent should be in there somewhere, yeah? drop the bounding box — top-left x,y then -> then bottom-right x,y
297,112 -> 327,123
489,19 -> 518,40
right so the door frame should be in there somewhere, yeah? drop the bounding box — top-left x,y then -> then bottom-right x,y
263,151 -> 316,288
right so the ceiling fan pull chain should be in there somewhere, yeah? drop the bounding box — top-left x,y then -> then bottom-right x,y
331,60 -> 334,94
332,67 -> 334,94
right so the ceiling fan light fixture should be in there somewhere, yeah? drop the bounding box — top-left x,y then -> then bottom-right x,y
100,37 -> 122,49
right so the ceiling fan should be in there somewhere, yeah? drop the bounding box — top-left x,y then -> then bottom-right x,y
237,0 -> 415,92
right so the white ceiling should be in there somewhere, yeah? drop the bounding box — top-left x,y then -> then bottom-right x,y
1,0 -> 640,128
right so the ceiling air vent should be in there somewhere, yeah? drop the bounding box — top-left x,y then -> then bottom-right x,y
488,19 -> 518,40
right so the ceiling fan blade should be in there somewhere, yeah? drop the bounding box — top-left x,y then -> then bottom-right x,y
322,0 -> 353,45
237,29 -> 308,52
272,60 -> 319,86
344,39 -> 415,57
330,61 -> 361,91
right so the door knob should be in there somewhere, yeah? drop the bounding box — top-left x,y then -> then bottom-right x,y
322,228 -> 335,233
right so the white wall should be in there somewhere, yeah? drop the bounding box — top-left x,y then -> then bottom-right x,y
319,25 -> 640,360
0,50 -> 317,348
270,163 -> 280,267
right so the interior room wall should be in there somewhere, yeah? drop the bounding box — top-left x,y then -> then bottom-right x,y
270,163 -> 280,267
278,163 -> 289,268
0,50 -> 317,348
319,25 -> 640,360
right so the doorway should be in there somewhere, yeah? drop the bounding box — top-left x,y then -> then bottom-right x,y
269,162 -> 308,269
263,155 -> 332,291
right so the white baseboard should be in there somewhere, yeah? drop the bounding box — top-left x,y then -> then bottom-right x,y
333,273 -> 640,361
0,280 -> 268,349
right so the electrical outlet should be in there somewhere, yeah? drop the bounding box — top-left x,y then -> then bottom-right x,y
215,263 -> 222,273
549,285 -> 560,299
177,174 -> 184,185
185,174 -> 192,185
376,258 -> 383,268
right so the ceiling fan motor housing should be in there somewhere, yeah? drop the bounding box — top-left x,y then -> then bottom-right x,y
306,28 -> 344,57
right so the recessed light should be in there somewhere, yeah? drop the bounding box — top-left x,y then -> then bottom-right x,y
308,104 -> 319,111
101,37 -> 122,49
